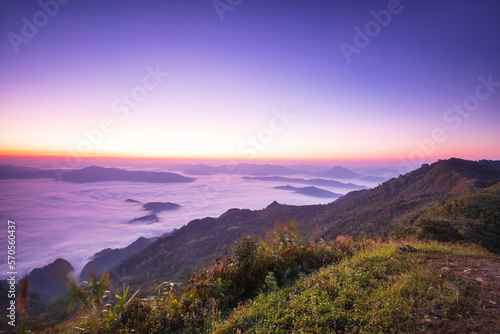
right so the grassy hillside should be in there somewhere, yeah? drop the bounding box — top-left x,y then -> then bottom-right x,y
48,235 -> 498,333
115,204 -> 320,292
317,159 -> 500,238
399,182 -> 500,253
115,159 -> 500,293
214,241 -> 494,333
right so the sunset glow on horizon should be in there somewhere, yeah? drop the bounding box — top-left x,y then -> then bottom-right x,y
1,0 -> 500,165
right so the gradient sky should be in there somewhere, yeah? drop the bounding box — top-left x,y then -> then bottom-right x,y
1,0 -> 499,163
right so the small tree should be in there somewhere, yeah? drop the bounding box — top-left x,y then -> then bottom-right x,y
232,235 -> 258,292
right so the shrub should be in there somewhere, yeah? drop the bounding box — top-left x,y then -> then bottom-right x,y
106,224 -> 361,333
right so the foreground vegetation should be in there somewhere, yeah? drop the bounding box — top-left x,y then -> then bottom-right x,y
214,241 -> 492,333
35,224 -> 494,334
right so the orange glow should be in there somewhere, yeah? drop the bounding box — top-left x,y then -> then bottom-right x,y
2,149 -> 496,167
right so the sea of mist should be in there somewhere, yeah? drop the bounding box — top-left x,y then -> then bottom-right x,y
0,169 -> 379,280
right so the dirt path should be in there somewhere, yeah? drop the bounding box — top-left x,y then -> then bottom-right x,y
429,255 -> 500,333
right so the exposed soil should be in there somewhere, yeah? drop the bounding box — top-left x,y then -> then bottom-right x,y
427,254 -> 500,333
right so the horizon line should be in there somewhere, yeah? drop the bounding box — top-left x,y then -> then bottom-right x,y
1,153 -> 499,167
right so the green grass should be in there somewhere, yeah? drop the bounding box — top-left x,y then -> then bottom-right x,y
212,243 -> 474,333
410,240 -> 494,258
45,237 -> 494,333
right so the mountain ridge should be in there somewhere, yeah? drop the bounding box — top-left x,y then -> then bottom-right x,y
0,165 -> 195,183
80,236 -> 158,281
114,158 -> 500,291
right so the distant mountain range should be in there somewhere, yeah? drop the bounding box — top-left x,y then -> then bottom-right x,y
243,176 -> 366,190
168,163 -> 301,176
111,158 -> 500,291
312,166 -> 364,179
166,163 -> 396,181
0,163 -> 397,185
273,185 -> 341,198
0,164 -> 55,179
0,165 -> 195,183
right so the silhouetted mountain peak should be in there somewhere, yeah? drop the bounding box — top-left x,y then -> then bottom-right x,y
30,258 -> 73,278
84,165 -> 102,170
266,201 -> 281,209
314,166 -> 364,179
28,258 -> 74,301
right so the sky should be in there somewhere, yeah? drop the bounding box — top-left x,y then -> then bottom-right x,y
1,0 -> 499,167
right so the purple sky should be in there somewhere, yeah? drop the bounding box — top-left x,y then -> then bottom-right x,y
1,0 -> 499,163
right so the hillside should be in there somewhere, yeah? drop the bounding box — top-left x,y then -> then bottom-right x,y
52,238 -> 499,333
400,181 -> 500,253
316,159 -> 500,238
213,242 -> 499,334
114,158 -> 500,291
80,236 -> 158,281
115,202 -> 321,290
